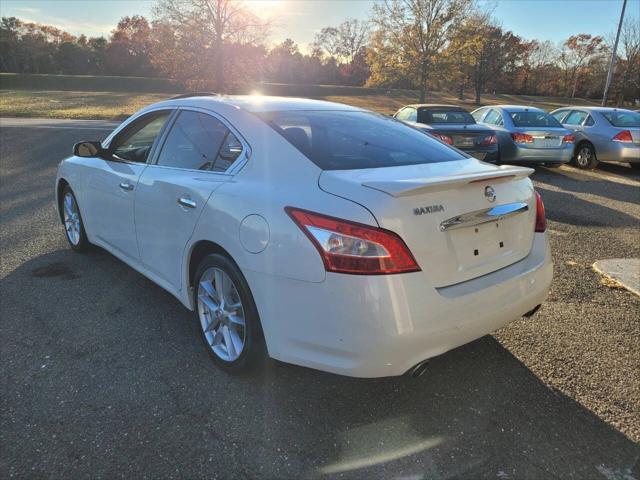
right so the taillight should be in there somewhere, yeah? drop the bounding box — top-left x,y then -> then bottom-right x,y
431,132 -> 454,145
613,130 -> 633,142
562,134 -> 574,143
479,134 -> 497,146
534,190 -> 546,233
285,207 -> 421,275
511,132 -> 534,144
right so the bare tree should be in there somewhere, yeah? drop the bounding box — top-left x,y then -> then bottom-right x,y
368,0 -> 474,102
314,18 -> 370,63
615,17 -> 640,104
153,0 -> 269,91
559,34 -> 606,98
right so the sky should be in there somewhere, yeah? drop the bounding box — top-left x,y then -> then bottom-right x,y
1,0 -> 639,49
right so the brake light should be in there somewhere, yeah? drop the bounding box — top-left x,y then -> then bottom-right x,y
511,132 -> 534,144
285,207 -> 421,275
431,132 -> 454,145
479,134 -> 497,146
613,130 -> 633,142
534,190 -> 546,233
562,134 -> 575,143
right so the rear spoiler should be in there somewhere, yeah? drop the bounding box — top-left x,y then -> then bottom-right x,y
362,166 -> 534,197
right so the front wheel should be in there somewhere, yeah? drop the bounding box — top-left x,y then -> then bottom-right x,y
194,254 -> 266,374
573,143 -> 598,169
61,186 -> 90,252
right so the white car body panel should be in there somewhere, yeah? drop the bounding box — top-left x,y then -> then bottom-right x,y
55,95 -> 553,378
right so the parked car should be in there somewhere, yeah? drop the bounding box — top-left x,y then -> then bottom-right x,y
471,105 -> 574,167
393,104 -> 499,162
56,95 -> 552,378
550,107 -> 640,170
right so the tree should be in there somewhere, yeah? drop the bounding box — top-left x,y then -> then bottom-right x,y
152,0 -> 269,91
314,18 -> 370,63
559,34 -> 606,98
367,0 -> 473,102
613,17 -> 640,104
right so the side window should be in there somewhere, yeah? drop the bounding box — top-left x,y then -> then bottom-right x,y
551,110 -> 568,122
214,132 -> 243,172
112,112 -> 171,163
584,115 -> 595,126
483,109 -> 502,126
395,108 -> 416,122
156,111 -> 240,171
564,110 -> 588,126
471,108 -> 487,122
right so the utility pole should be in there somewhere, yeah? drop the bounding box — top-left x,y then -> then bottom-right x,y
602,0 -> 627,106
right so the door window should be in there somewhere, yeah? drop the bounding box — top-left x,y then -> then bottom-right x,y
564,110 -> 588,125
395,108 -> 417,122
483,109 -> 503,126
111,112 -> 171,163
551,110 -> 568,122
584,115 -> 595,126
156,111 -> 242,172
471,108 -> 487,122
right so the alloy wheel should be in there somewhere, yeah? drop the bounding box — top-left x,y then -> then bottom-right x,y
63,192 -> 81,245
197,267 -> 246,362
576,147 -> 592,168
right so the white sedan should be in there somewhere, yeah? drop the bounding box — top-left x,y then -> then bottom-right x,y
56,95 -> 553,378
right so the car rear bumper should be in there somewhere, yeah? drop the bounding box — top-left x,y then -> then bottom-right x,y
598,143 -> 640,163
507,144 -> 573,163
247,233 -> 552,378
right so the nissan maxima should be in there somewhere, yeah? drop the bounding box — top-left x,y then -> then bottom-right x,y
56,95 -> 553,378
471,105 -> 574,167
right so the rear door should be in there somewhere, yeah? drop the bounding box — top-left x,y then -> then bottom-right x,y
84,110 -> 172,262
134,108 -> 247,290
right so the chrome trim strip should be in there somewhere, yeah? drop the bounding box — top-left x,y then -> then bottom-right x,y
439,202 -> 528,231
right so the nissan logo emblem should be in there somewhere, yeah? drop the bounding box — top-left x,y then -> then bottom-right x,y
485,186 -> 496,203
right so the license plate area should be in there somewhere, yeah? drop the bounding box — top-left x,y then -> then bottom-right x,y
454,136 -> 475,147
449,219 -> 518,271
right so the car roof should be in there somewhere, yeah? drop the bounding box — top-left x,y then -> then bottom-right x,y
553,106 -> 636,113
150,95 -> 364,113
404,104 -> 469,110
490,105 -> 545,113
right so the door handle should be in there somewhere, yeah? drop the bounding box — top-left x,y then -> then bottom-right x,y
119,182 -> 134,191
178,197 -> 197,209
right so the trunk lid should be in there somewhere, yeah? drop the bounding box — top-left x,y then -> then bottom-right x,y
513,127 -> 568,149
319,160 -> 537,287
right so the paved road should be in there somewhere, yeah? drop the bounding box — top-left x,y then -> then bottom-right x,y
1,118 -> 639,479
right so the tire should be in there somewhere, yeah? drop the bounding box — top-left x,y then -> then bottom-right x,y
193,254 -> 266,374
573,143 -> 598,169
60,185 -> 91,252
629,163 -> 640,170
544,162 -> 563,168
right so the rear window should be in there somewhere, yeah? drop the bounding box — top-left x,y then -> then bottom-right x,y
602,111 -> 640,127
257,110 -> 466,170
509,111 -> 563,128
426,109 -> 475,124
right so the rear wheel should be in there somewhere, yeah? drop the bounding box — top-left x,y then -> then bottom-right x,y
194,254 -> 265,374
61,186 -> 90,252
573,143 -> 598,169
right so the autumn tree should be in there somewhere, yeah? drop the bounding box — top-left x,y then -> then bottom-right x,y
152,0 -> 269,91
314,18 -> 370,63
613,17 -> 640,104
559,34 -> 606,98
367,0 -> 473,102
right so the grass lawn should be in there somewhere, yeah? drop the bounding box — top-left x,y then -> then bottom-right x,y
0,87 -> 603,120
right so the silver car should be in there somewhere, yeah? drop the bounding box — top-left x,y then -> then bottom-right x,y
472,105 -> 574,167
550,107 -> 640,170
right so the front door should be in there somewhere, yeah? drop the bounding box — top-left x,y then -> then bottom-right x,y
135,109 -> 246,290
85,111 -> 172,262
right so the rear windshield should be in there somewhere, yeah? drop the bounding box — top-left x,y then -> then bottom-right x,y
426,109 -> 475,124
509,111 -> 563,128
257,110 -> 466,170
602,111 -> 640,128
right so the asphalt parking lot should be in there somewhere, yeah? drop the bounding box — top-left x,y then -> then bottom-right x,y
1,118 -> 639,480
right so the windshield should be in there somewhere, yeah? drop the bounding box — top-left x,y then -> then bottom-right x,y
427,109 -> 475,124
257,110 -> 466,170
509,111 -> 563,128
602,110 -> 640,128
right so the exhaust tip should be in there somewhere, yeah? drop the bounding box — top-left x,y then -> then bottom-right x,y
523,304 -> 542,318
408,360 -> 429,378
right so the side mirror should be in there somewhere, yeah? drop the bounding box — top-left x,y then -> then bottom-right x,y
73,141 -> 104,158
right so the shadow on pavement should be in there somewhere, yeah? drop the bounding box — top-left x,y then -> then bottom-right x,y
2,249 -> 639,479
532,166 -> 640,206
